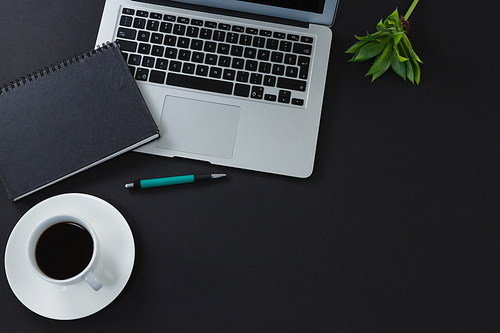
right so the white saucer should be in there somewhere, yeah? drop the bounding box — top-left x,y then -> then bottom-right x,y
4,193 -> 135,320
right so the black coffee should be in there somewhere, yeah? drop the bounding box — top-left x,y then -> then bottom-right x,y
35,222 -> 94,280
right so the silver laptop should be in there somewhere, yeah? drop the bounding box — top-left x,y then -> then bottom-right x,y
96,0 -> 338,177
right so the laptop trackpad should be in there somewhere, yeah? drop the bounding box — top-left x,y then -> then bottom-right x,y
155,96 -> 240,159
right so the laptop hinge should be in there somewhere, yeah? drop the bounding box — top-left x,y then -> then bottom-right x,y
132,0 -> 310,28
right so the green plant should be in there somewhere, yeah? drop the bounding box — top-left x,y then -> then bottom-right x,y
346,0 -> 422,84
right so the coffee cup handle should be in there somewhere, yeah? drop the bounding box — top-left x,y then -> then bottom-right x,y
83,271 -> 103,291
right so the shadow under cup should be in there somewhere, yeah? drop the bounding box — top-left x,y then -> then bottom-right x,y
26,214 -> 102,291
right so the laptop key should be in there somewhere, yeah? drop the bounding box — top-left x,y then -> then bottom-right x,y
298,56 -> 310,79
122,8 -> 135,15
147,20 -> 160,31
116,39 -> 137,52
250,73 -> 263,85
137,31 -> 150,42
253,37 -> 266,48
149,70 -> 166,84
273,32 -> 286,39
217,43 -> 230,55
278,90 -> 291,103
226,32 -> 239,44
230,45 -> 244,57
239,35 -> 252,46
173,24 -> 186,35
200,28 -> 212,39
165,47 -> 177,58
164,35 -> 177,46
251,86 -> 264,99
128,54 -> 141,65
293,43 -> 312,55
187,26 -> 199,37
205,21 -> 217,28
151,33 -> 163,44
232,58 -> 244,69
138,43 -> 151,54
167,73 -> 233,94
169,61 -> 182,72
135,68 -> 148,81
151,45 -> 164,56
204,41 -> 216,53
150,13 -> 162,20
142,56 -> 155,68
119,15 -> 133,27
264,94 -> 277,101
182,63 -> 195,74
234,83 -> 250,97
213,31 -> 226,41
133,18 -> 146,29
178,50 -> 191,61
223,69 -> 236,81
277,77 -> 306,92
263,75 -> 276,86
236,71 -> 249,83
244,47 -> 257,59
266,39 -> 279,50
218,56 -> 231,67
258,62 -> 271,74
209,67 -> 222,79
301,36 -> 314,43
160,22 -> 172,33
192,52 -> 204,63
156,59 -> 168,70
285,66 -> 299,78
196,65 -> 209,76
117,27 -> 136,40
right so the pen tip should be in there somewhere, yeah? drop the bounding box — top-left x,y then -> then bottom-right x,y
125,183 -> 134,189
211,173 -> 226,179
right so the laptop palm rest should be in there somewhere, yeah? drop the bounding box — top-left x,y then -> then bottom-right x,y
155,96 -> 240,159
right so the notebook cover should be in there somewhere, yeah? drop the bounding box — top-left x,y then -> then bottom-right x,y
0,41 -> 159,201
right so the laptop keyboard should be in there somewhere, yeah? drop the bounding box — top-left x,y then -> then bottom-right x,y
116,7 -> 314,107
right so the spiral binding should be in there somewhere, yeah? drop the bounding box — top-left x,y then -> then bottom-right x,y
0,41 -> 116,96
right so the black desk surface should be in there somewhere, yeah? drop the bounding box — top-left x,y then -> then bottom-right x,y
1,1 -> 499,331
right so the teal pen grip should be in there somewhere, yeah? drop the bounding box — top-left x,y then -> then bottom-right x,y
140,175 -> 195,188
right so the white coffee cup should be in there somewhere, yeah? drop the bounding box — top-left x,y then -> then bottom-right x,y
26,214 -> 102,291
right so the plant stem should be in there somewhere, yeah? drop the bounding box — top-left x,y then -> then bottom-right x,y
404,0 -> 419,20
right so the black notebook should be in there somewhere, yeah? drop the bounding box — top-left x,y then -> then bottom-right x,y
0,41 -> 159,201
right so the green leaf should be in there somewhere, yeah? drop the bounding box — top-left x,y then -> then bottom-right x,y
390,31 -> 405,46
369,57 -> 391,81
394,46 -> 409,62
348,41 -> 387,62
386,9 -> 401,25
410,57 -> 421,84
366,40 -> 393,76
390,49 -> 406,80
346,39 -> 369,54
376,20 -> 391,33
405,60 -> 414,84
402,35 -> 423,63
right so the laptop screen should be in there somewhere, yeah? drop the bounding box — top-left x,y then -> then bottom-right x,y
162,0 -> 338,26
237,0 -> 326,14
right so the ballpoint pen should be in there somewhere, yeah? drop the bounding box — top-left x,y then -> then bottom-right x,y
125,174 -> 226,189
